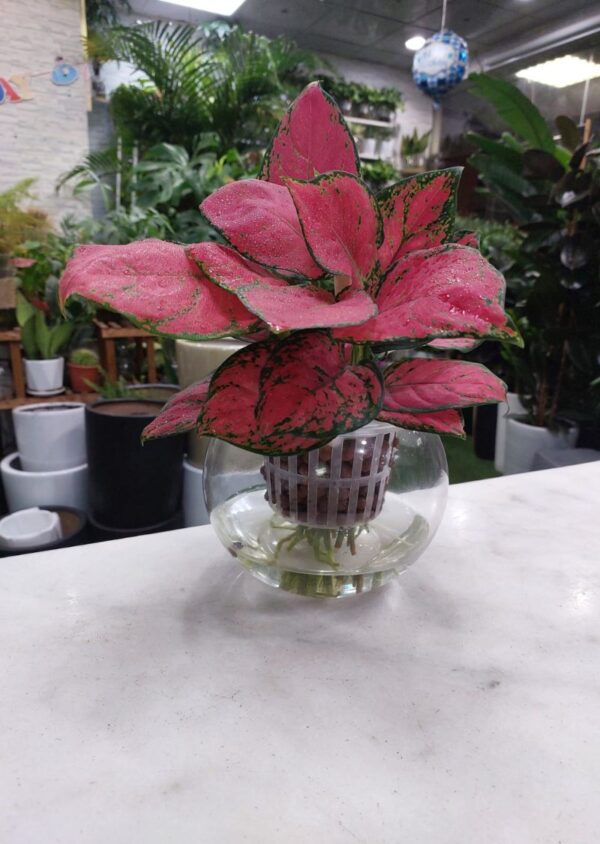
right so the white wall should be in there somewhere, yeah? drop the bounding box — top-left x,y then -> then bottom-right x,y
0,0 -> 90,222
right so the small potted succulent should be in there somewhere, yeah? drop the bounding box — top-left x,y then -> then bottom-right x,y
60,83 -> 519,596
67,347 -> 101,393
16,293 -> 73,395
401,128 -> 432,169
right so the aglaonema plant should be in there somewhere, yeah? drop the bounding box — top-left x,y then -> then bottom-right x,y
60,83 -> 519,457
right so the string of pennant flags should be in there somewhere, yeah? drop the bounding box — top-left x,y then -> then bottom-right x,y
0,60 -> 85,105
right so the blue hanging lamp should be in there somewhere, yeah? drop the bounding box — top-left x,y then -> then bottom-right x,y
412,0 -> 469,106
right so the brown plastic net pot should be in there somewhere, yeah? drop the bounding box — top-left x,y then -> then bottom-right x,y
262,421 -> 399,529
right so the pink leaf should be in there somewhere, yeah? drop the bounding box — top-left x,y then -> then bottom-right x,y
287,172 -> 382,286
454,230 -> 479,248
199,179 -> 322,279
59,240 -> 259,339
336,245 -> 519,345
378,407 -> 465,437
378,169 -> 461,272
199,331 -> 383,455
143,377 -> 210,440
260,82 -> 359,185
188,242 -> 377,332
382,359 -> 506,412
427,337 -> 482,352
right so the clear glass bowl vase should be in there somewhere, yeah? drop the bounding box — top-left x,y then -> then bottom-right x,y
204,422 -> 448,598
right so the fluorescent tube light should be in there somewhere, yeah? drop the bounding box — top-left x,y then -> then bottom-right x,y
516,55 -> 600,88
157,0 -> 246,15
405,35 -> 426,51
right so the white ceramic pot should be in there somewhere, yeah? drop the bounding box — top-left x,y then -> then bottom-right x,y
0,452 -> 88,513
176,339 -> 246,469
0,508 -> 62,551
183,458 -> 209,527
23,357 -> 64,394
494,392 -> 526,473
362,138 -> 377,157
378,138 -> 395,161
503,417 -> 578,475
13,402 -> 86,472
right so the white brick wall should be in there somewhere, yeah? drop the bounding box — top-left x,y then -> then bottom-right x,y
0,0 -> 90,223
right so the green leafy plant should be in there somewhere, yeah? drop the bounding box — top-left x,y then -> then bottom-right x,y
16,293 -> 74,360
0,180 -> 50,258
361,160 -> 401,190
401,129 -> 431,158
85,368 -> 128,397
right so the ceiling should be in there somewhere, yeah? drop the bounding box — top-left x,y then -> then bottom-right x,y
128,0 -> 600,71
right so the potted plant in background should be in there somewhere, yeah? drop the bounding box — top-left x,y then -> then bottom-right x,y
372,86 -> 403,122
16,293 -> 74,395
401,129 -> 432,170
0,180 -> 50,309
67,347 -> 101,393
60,82 -> 519,596
467,73 -> 600,472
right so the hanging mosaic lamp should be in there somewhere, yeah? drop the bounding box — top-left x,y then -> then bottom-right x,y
411,0 -> 468,106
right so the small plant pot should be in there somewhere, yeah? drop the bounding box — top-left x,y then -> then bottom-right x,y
503,417 -> 579,475
0,453 -> 88,512
357,101 -> 372,118
339,98 -> 353,115
0,505 -> 88,556
378,138 -> 395,160
375,104 -> 394,121
361,138 -> 377,157
12,402 -> 86,472
23,357 -> 64,395
67,362 -> 100,393
85,399 -> 184,529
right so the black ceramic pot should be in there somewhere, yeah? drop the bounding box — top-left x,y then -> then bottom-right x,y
0,505 -> 88,556
86,399 -> 184,530
88,510 -> 183,543
473,403 -> 498,461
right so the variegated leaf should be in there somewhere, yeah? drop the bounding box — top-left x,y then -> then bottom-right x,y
336,244 -> 521,346
378,169 -> 462,272
199,179 -> 322,279
382,358 -> 506,412
287,172 -> 382,286
378,407 -> 465,437
188,242 -> 377,332
260,82 -> 360,185
59,240 -> 259,339
198,331 -> 383,455
143,377 -> 210,440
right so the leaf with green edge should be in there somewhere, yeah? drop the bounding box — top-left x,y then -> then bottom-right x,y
453,230 -> 479,249
377,168 -> 461,272
196,331 -> 383,455
377,407 -> 465,437
260,81 -> 360,185
382,358 -> 506,413
188,242 -> 377,332
427,337 -> 482,352
287,172 -> 381,287
199,179 -> 323,279
466,132 -> 523,170
335,244 -> 521,346
143,376 -> 210,440
59,240 -> 260,340
468,73 -> 555,153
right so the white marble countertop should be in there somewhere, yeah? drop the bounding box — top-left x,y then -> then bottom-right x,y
1,463 -> 599,843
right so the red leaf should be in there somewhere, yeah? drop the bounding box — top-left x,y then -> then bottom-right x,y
378,169 -> 461,272
198,331 -> 383,455
189,242 -> 377,332
336,245 -> 519,345
287,172 -> 382,286
378,407 -> 465,437
59,240 -> 259,339
199,179 -> 322,279
260,82 -> 360,185
427,337 -> 482,352
143,377 -> 210,440
454,230 -> 479,248
382,359 -> 506,412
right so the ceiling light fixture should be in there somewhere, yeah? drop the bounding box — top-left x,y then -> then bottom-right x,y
157,0 -> 246,15
405,35 -> 427,51
516,55 -> 600,88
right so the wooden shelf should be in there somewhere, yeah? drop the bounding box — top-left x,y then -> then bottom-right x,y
346,116 -> 395,128
0,392 -> 99,411
359,154 -> 395,162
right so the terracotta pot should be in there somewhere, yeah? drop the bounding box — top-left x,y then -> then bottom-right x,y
67,362 -> 100,393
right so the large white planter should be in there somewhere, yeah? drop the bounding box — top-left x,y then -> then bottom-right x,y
13,402 -> 86,472
503,417 -> 578,475
0,452 -> 88,512
494,392 -> 526,473
0,508 -> 62,552
176,339 -> 246,468
23,357 -> 64,394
